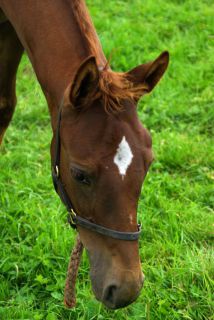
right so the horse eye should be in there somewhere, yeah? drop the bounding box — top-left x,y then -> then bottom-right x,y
71,168 -> 91,185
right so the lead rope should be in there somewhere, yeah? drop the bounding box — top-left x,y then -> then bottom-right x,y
64,235 -> 84,308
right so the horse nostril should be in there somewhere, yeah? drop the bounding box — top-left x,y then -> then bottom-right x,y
103,284 -> 118,306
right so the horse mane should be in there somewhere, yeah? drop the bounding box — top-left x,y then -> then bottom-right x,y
71,0 -> 146,113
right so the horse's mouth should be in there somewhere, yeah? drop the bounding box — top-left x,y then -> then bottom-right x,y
90,267 -> 144,309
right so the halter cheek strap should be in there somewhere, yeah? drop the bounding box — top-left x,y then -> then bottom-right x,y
52,104 -> 141,241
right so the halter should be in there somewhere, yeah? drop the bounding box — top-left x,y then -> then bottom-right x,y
51,103 -> 141,241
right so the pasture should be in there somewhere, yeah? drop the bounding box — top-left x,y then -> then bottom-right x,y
0,0 -> 213,319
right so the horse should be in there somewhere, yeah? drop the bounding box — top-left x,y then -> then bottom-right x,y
0,0 -> 169,309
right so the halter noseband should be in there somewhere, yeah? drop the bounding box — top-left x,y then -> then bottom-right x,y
51,103 -> 141,241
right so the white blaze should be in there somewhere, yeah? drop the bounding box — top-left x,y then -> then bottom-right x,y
113,136 -> 133,178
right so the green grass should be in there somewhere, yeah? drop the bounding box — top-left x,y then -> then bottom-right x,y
0,0 -> 213,319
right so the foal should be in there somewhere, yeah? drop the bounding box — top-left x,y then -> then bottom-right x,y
0,0 -> 169,309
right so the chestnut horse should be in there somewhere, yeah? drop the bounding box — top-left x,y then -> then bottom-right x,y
0,0 -> 169,309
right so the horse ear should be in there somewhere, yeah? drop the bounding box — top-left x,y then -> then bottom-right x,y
67,55 -> 99,108
126,51 -> 169,96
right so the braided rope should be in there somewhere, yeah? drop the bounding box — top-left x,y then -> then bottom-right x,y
64,234 -> 84,308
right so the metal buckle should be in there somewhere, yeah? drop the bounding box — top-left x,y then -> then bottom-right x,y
68,208 -> 77,228
70,208 -> 76,219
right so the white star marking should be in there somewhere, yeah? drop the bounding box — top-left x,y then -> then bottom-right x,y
113,136 -> 133,179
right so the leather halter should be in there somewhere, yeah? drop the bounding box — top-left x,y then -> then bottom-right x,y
51,103 -> 141,241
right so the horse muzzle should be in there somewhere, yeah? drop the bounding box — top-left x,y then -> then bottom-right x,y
101,274 -> 144,309
90,260 -> 144,309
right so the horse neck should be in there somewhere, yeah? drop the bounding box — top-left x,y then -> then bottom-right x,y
1,0 -> 106,122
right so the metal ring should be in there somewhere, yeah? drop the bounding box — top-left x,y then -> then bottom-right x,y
70,208 -> 76,217
69,209 -> 77,225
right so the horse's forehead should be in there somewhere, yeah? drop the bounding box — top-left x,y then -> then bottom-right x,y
78,126 -> 143,173
63,108 -> 148,165
80,117 -> 138,154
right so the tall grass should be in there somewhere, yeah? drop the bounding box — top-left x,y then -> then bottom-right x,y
0,0 -> 213,319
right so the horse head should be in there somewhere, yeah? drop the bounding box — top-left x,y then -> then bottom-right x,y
51,51 -> 169,309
